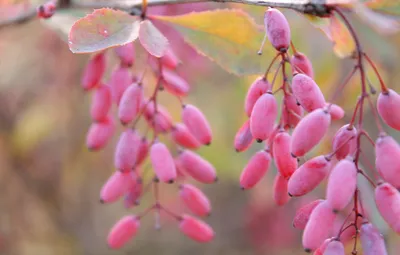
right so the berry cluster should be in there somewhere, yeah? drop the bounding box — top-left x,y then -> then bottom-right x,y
81,40 -> 216,248
237,7 -> 400,254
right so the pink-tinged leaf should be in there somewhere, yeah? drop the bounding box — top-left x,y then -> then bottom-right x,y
139,20 -> 169,57
68,8 -> 140,54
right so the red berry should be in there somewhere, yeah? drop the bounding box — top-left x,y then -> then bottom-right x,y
244,77 -> 271,117
107,215 -> 140,249
179,150 -> 217,184
136,137 -> 149,166
375,182 -> 400,234
239,150 -> 271,189
272,173 -> 290,206
150,142 -> 177,183
375,135 -> 400,189
234,120 -> 254,152
323,240 -> 344,255
161,68 -> 190,96
360,223 -> 388,255
291,52 -> 314,78
182,104 -> 212,145
292,199 -> 323,229
91,84 -> 112,122
114,43 -> 135,67
114,129 -> 141,171
332,124 -> 357,160
282,93 -> 303,128
124,177 -> 143,208
109,66 -> 132,105
86,116 -> 115,151
37,1 -> 56,19
273,131 -> 297,179
292,73 -> 326,113
264,8 -> 291,52
100,171 -> 132,204
250,93 -> 278,142
179,214 -> 214,243
327,103 -> 344,120
81,52 -> 106,91
377,89 -> 400,130
171,123 -> 201,150
161,48 -> 180,69
179,184 -> 211,217
144,102 -> 174,133
118,83 -> 143,125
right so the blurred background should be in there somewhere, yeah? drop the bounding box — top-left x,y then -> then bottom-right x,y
0,1 -> 400,254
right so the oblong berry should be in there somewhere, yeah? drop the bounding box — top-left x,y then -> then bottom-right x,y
292,73 -> 326,113
115,43 -> 135,67
182,104 -> 212,145
118,83 -> 143,125
171,123 -> 201,150
109,66 -> 132,105
114,129 -> 141,171
239,150 -> 271,189
244,77 -> 271,117
377,89 -> 400,130
150,142 -> 177,183
282,93 -> 303,128
291,52 -> 314,78
327,103 -> 344,121
326,158 -> 357,212
272,173 -> 290,206
292,199 -> 323,229
179,184 -> 211,217
302,201 -> 336,252
288,155 -> 331,197
161,68 -> 190,96
179,214 -> 214,243
313,238 -> 333,255
273,131 -> 297,179
234,120 -> 254,152
124,177 -> 143,208
375,182 -> 400,233
91,84 -> 112,122
144,102 -> 174,133
332,124 -> 357,160
107,215 -> 140,249
86,116 -> 115,151
100,171 -> 132,204
323,240 -> 344,255
291,108 -> 331,157
136,137 -> 149,166
360,223 -> 388,255
161,48 -> 180,69
81,52 -> 106,91
375,135 -> 400,189
264,8 -> 291,52
179,150 -> 217,184
250,93 -> 278,142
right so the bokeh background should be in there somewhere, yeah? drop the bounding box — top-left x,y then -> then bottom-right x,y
0,1 -> 400,254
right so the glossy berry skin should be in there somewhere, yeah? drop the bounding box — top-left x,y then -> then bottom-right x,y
375,182 -> 400,234
264,8 -> 291,52
86,116 -> 115,151
150,142 -> 177,183
171,123 -> 201,150
182,104 -> 212,145
107,215 -> 140,249
332,124 -> 357,160
302,201 -> 336,252
244,77 -> 271,117
272,173 -> 290,206
234,120 -> 254,152
179,214 -> 214,243
326,158 -> 357,212
273,131 -> 297,179
179,184 -> 211,217
288,155 -> 331,197
91,84 -> 112,122
179,150 -> 217,184
292,73 -> 326,113
81,52 -> 106,91
291,108 -> 331,157
377,89 -> 400,130
291,52 -> 314,78
360,223 -> 388,255
292,199 -> 323,229
375,135 -> 400,189
240,150 -> 271,189
118,84 -> 143,125
161,68 -> 190,96
250,93 -> 278,142
323,240 -> 344,255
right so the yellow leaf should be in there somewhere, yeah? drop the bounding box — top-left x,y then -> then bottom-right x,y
329,14 -> 356,58
151,9 -> 274,76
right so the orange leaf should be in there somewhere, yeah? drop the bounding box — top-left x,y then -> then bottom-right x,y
329,14 -> 356,58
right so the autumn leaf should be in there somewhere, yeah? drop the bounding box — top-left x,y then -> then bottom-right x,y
139,20 -> 169,58
365,0 -> 400,16
151,9 -> 274,76
68,8 -> 140,54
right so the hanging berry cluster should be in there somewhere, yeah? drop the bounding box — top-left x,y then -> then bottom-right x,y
81,38 -> 216,248
237,7 -> 400,254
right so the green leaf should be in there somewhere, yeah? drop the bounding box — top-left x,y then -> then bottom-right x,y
152,9 -> 275,76
68,8 -> 140,54
139,20 -> 169,57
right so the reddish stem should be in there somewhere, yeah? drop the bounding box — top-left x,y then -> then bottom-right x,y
363,53 -> 388,93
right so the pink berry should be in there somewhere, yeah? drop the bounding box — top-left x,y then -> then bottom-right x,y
375,135 -> 400,189
302,201 -> 336,252
239,150 -> 271,189
273,131 -> 297,179
81,52 -> 106,90
244,77 -> 271,117
332,124 -> 357,160
264,8 -> 291,52
288,155 -> 331,197
161,68 -> 190,96
291,52 -> 314,78
182,104 -> 212,145
326,158 -> 357,212
86,116 -> 115,151
272,173 -> 290,206
377,89 -> 400,130
292,199 -> 323,229
136,137 -> 149,166
250,93 -> 278,142
100,171 -> 132,203
179,150 -> 217,184
150,142 -> 177,183
124,177 -> 143,208
375,182 -> 400,233
360,223 -> 388,255
171,123 -> 201,150
114,129 -> 141,171
118,84 -> 143,125
91,84 -> 112,122
161,48 -> 180,69
323,240 -> 345,255
291,108 -> 331,157
107,215 -> 140,249
282,93 -> 303,128
179,214 -> 214,243
144,102 -> 174,133
327,103 -> 345,121
37,1 -> 56,19
179,184 -> 211,217
109,66 -> 132,105
114,43 -> 135,67
234,120 -> 254,152
292,73 -> 326,113
313,238 -> 333,255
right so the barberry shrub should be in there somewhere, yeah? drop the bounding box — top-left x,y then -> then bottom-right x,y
2,0 -> 400,253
